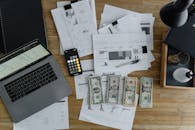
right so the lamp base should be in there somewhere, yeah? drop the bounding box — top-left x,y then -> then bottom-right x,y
173,68 -> 193,83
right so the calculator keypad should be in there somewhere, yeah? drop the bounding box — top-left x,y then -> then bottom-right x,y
64,48 -> 82,76
67,56 -> 81,75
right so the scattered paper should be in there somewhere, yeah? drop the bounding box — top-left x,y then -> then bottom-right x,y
79,95 -> 138,130
98,14 -> 155,62
57,0 -> 97,55
99,14 -> 142,34
100,4 -> 155,50
51,0 -> 97,57
93,34 -> 152,76
49,2 -> 156,130
13,97 -> 69,130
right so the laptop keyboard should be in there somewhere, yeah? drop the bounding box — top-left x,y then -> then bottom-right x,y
4,63 -> 58,102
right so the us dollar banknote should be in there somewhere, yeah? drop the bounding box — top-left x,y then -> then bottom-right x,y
123,77 -> 137,106
139,77 -> 153,108
106,75 -> 121,104
88,76 -> 103,105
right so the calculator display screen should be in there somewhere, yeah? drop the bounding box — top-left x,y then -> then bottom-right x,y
0,44 -> 50,80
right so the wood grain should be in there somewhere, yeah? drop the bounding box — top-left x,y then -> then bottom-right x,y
1,0 -> 195,130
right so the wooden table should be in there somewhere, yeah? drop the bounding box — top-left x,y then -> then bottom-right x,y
1,0 -> 195,130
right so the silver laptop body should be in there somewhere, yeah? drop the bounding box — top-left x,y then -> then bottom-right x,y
0,40 -> 72,122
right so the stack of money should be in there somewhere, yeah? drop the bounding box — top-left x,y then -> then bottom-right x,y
88,76 -> 104,105
87,75 -> 153,108
139,77 -> 153,108
122,77 -> 137,107
106,75 -> 122,104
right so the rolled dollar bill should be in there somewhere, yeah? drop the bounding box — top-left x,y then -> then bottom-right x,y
123,77 -> 137,106
139,77 -> 153,108
106,75 -> 121,104
88,76 -> 103,105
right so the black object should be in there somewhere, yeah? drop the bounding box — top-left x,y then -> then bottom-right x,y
166,46 -> 194,87
112,21 -> 118,26
160,0 -> 193,27
165,14 -> 195,58
0,0 -> 47,54
64,48 -> 82,76
142,46 -> 148,53
64,4 -> 72,10
71,0 -> 79,3
186,71 -> 195,78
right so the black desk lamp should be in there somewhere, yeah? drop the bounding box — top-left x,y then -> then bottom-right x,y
160,0 -> 193,27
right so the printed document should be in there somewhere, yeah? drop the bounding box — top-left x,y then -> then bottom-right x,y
79,95 -> 138,130
93,34 -> 152,76
57,0 -> 97,55
100,4 -> 155,50
51,0 -> 97,57
13,97 -> 69,130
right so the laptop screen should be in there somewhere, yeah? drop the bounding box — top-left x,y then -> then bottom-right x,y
0,42 -> 50,80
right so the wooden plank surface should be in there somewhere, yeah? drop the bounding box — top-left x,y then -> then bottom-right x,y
1,0 -> 195,130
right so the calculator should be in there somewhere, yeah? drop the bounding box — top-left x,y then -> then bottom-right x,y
64,48 -> 82,76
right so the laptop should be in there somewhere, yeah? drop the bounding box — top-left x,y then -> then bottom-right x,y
0,0 -> 48,53
0,40 -> 72,122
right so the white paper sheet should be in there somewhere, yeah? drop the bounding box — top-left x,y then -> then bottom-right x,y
99,14 -> 142,34
13,97 -> 69,130
57,0 -> 97,55
74,60 -> 94,99
93,34 -> 152,76
51,0 -> 97,57
100,4 -> 155,50
57,1 -> 70,55
100,4 -> 153,27
79,95 -> 138,130
98,14 -> 155,62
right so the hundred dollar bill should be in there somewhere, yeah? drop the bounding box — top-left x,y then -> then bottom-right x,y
139,77 -> 153,108
106,75 -> 121,104
88,76 -> 103,105
123,77 -> 137,106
